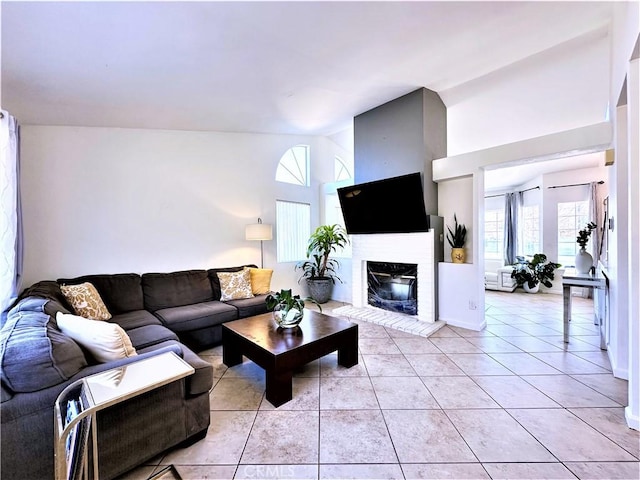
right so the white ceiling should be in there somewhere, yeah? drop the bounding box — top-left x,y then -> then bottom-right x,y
2,1 -> 614,137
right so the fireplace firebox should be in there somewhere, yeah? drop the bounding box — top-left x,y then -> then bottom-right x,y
367,261 -> 418,315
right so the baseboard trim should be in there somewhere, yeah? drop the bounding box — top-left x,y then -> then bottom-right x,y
440,316 -> 486,332
625,407 -> 640,431
608,349 -> 630,380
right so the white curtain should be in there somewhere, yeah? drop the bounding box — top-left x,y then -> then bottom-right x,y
588,181 -> 601,261
0,112 -> 22,324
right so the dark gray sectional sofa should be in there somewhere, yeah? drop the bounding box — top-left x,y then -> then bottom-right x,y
0,265 -> 270,480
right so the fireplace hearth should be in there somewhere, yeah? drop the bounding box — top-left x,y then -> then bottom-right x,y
367,261 -> 418,315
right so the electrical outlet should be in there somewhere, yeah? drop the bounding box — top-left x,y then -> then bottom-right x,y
468,300 -> 477,310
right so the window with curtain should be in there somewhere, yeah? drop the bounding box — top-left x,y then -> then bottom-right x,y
276,200 -> 310,262
484,209 -> 504,260
0,112 -> 21,322
557,200 -> 589,267
520,205 -> 540,255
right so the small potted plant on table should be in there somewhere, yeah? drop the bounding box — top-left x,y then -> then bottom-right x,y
446,214 -> 467,263
575,221 -> 597,273
265,289 -> 321,328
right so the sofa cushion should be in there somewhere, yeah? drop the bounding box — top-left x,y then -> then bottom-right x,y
60,282 -> 112,320
110,310 -> 162,331
142,270 -> 213,312
225,294 -> 270,318
208,265 -> 257,300
56,312 -> 137,363
154,301 -> 238,332
58,273 -> 144,314
249,268 -> 273,295
0,298 -> 87,393
217,268 -> 254,301
125,324 -> 180,350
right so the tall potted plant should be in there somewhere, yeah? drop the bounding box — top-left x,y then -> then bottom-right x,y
296,224 -> 349,304
446,214 -> 467,263
511,254 -> 561,293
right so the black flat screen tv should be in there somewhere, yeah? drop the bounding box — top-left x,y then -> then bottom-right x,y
337,172 -> 430,234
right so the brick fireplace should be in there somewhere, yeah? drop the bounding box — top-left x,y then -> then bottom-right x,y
351,232 -> 436,323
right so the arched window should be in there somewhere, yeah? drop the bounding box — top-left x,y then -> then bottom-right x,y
334,156 -> 352,181
276,145 -> 309,186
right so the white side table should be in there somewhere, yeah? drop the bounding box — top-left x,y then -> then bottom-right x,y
54,351 -> 194,480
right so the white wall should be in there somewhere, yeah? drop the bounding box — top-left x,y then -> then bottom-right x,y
20,126 -> 350,295
443,30 -> 609,156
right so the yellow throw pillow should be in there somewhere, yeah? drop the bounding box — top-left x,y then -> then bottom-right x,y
56,312 -> 137,363
217,268 -> 254,301
60,282 -> 112,320
249,268 -> 273,295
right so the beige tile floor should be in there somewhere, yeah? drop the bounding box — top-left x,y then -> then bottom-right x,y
120,291 -> 639,480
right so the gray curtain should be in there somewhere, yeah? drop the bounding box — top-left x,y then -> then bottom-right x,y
0,113 -> 22,325
503,192 -> 522,265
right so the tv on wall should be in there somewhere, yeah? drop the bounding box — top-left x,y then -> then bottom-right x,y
337,172 -> 430,235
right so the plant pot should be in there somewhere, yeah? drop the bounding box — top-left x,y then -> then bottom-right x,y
451,248 -> 466,264
575,248 -> 593,274
523,282 -> 540,294
306,278 -> 332,304
272,303 -> 304,328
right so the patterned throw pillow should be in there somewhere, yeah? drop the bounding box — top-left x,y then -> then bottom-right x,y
249,268 -> 273,295
217,268 -> 254,301
56,312 -> 137,363
60,282 -> 112,320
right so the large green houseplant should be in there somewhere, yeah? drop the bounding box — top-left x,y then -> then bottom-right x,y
296,224 -> 349,304
511,253 -> 561,293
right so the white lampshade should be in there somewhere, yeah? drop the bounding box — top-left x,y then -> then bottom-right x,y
245,219 -> 272,241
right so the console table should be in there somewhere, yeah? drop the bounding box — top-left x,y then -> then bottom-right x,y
54,352 -> 194,480
561,269 -> 607,345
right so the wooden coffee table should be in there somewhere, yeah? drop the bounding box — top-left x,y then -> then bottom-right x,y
222,310 -> 358,407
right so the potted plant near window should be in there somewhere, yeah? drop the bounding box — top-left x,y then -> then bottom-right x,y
575,221 -> 597,273
446,214 -> 467,263
511,253 -> 561,293
296,224 -> 349,304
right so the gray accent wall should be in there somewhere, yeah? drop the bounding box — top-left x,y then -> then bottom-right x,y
354,87 -> 446,215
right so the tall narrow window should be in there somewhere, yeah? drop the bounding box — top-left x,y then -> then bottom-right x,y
521,205 -> 540,256
558,201 -> 589,267
276,145 -> 309,186
484,209 -> 505,260
334,156 -> 352,182
276,200 -> 310,262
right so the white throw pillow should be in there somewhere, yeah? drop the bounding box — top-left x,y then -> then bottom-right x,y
56,312 -> 137,363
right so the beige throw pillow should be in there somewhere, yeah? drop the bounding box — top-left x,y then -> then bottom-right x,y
60,282 -> 112,320
56,312 -> 137,363
249,268 -> 273,295
218,268 -> 254,301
